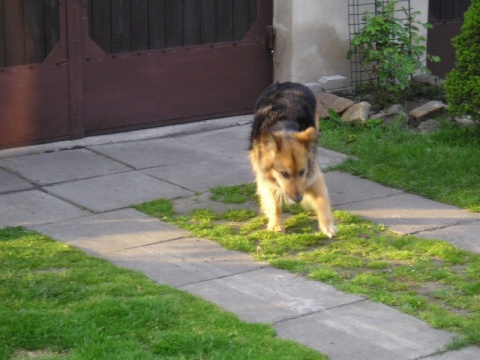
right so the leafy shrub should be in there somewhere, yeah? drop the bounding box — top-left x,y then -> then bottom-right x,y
445,0 -> 480,125
348,1 -> 439,92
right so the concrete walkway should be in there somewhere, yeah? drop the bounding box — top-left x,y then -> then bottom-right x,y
1,115 -> 479,360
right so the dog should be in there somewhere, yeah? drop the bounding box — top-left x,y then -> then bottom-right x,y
249,82 -> 337,238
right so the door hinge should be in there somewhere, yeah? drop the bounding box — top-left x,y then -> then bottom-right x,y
266,26 -> 276,53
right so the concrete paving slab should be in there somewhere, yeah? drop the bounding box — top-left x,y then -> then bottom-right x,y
3,119 -> 478,360
104,237 -> 266,287
416,220 -> 480,254
0,190 -> 90,228
90,138 -> 210,170
336,192 -> 480,234
0,148 -> 130,185
275,300 -> 453,360
0,116 -> 252,159
31,209 -> 189,256
423,346 -> 480,359
180,267 -> 363,324
0,168 -> 32,193
325,171 -> 403,206
176,126 -> 347,169
143,157 -> 254,192
44,171 -> 192,212
317,147 -> 349,169
175,124 -> 251,160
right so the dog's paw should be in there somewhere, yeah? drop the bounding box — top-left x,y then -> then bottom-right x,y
320,222 -> 337,239
268,223 -> 285,233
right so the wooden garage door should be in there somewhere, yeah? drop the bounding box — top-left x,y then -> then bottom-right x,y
428,0 -> 471,77
81,0 -> 274,136
0,0 -> 70,149
0,0 -> 273,149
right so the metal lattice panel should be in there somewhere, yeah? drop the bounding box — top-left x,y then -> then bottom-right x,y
348,0 -> 412,90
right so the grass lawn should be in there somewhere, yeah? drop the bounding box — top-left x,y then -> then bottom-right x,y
135,185 -> 480,349
318,113 -> 480,212
0,227 -> 325,360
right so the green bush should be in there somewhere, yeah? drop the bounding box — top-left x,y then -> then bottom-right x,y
348,1 -> 439,92
445,0 -> 480,125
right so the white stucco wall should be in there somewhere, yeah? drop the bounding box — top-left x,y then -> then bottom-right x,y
411,0 -> 429,46
273,0 -> 429,84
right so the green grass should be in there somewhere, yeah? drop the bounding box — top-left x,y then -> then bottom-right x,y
0,226 -> 326,360
210,183 -> 257,204
319,114 -> 480,212
135,185 -> 480,348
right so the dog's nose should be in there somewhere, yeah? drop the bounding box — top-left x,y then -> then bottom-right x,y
294,193 -> 303,203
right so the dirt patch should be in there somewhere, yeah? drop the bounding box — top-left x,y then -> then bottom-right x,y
12,349 -> 68,360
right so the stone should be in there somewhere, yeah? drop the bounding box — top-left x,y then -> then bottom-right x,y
409,101 -> 448,122
318,75 -> 349,91
328,87 -> 354,97
413,74 -> 443,85
456,116 -> 476,128
315,92 -> 354,119
415,119 -> 441,134
384,111 -> 409,126
304,82 -> 324,94
385,104 -> 404,114
371,104 -> 408,125
341,101 -> 371,123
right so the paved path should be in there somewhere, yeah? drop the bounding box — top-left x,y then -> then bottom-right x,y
1,115 -> 479,359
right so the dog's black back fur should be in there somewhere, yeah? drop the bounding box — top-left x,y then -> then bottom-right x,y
249,82 -> 317,150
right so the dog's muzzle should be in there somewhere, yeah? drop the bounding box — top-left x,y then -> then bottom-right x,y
293,193 -> 303,203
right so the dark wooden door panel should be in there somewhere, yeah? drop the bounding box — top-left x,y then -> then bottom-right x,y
0,0 -> 272,148
429,0 -> 470,21
0,0 -> 60,67
83,0 -> 272,135
427,21 -> 463,78
83,43 -> 268,134
0,65 -> 70,148
427,0 -> 471,77
0,0 -> 66,149
87,0 -> 260,53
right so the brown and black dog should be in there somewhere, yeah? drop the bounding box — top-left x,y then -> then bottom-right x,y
249,82 -> 337,237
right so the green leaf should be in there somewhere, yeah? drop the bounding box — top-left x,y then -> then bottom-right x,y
348,0 -> 434,92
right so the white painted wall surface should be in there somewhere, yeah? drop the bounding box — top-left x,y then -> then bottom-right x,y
273,0 -> 429,83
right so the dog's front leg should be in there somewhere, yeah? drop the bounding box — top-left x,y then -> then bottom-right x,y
305,178 -> 337,238
257,181 -> 284,232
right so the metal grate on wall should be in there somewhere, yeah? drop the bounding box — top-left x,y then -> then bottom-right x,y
348,0 -> 412,90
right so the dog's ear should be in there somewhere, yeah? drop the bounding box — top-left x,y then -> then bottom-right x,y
294,127 -> 319,149
260,131 -> 282,153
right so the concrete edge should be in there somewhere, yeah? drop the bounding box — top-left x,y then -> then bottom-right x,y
0,115 -> 253,159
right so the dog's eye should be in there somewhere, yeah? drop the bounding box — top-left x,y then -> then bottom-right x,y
280,171 -> 290,179
299,169 -> 306,177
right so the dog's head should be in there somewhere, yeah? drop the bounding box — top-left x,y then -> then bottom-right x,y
260,127 -> 319,203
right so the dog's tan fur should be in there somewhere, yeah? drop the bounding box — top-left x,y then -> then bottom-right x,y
249,83 -> 337,237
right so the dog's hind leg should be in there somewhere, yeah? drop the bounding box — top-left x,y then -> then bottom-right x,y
257,180 -> 284,232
